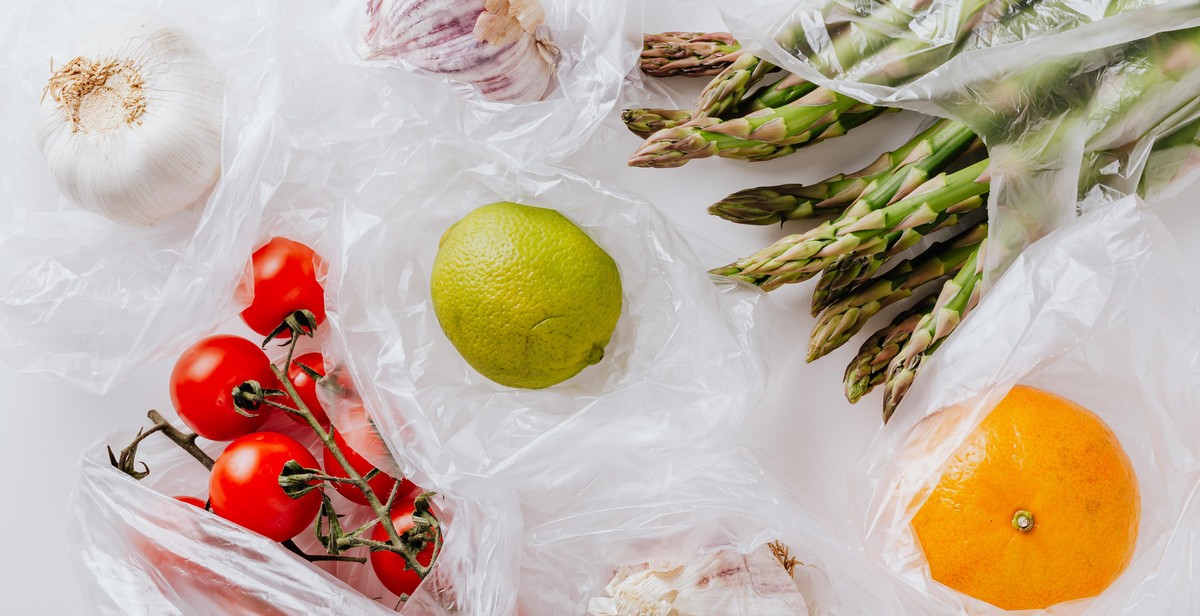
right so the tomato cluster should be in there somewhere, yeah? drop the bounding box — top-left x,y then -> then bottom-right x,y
159,237 -> 435,600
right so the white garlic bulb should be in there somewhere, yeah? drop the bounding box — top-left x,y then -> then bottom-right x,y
359,0 -> 559,103
588,545 -> 810,616
36,21 -> 224,226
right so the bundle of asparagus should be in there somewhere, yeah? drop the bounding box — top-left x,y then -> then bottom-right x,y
629,19 -> 1200,422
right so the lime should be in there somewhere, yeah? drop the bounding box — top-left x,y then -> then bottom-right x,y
430,202 -> 622,389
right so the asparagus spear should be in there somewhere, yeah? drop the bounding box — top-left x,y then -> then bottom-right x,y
807,223 -> 987,362
692,53 -> 779,119
844,293 -> 938,404
709,121 -> 980,224
622,109 -> 693,139
640,32 -> 744,78
812,255 -> 885,314
714,159 -> 989,287
882,238 -> 987,421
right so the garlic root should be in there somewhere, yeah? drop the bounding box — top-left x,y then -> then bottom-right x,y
36,21 -> 224,226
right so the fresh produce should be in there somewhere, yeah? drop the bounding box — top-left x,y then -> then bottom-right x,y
912,385 -> 1140,610
430,202 -> 622,389
369,496 -> 442,599
587,543 -> 808,616
640,32 -> 743,78
807,223 -> 986,363
359,0 -> 558,103
240,237 -> 327,339
882,239 -> 985,421
708,122 -> 984,226
169,335 -> 277,441
712,159 -> 991,289
621,108 -> 693,140
35,21 -> 223,226
209,431 -> 324,542
323,429 -> 414,507
107,240 -> 441,604
843,294 -> 937,404
287,352 -> 330,428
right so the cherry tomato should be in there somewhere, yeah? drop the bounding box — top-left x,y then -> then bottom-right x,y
323,430 -> 415,507
370,499 -> 438,598
174,496 -> 206,508
169,335 -> 277,441
209,432 -> 322,542
286,352 -> 330,428
240,237 -> 326,337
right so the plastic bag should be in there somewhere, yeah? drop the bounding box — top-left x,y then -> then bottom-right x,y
69,405 -> 528,616
0,0 -> 638,393
0,0 -> 300,392
254,50 -> 767,489
851,197 -> 1200,614
721,0 -> 1200,277
515,449 -> 914,615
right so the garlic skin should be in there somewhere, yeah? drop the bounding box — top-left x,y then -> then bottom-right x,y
588,546 -> 810,616
359,0 -> 559,103
36,22 -> 224,226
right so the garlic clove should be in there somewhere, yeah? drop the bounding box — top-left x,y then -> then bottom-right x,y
35,21 -> 224,226
359,0 -> 558,103
588,545 -> 810,616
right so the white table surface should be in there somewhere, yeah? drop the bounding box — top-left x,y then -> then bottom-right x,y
3,88 -> 1199,614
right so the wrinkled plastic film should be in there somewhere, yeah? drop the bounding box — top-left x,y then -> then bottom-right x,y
851,198 -> 1200,614
515,450 -> 914,615
721,0 -> 1200,279
0,0 -> 639,393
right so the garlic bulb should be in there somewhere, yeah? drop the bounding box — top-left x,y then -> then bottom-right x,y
359,0 -> 559,103
587,545 -> 810,616
36,21 -> 224,226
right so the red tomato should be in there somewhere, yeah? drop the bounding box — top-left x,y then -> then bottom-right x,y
286,352 -> 330,428
169,335 -> 277,441
322,430 -> 414,507
174,496 -> 207,508
239,238 -> 326,337
209,432 -> 322,542
370,499 -> 438,598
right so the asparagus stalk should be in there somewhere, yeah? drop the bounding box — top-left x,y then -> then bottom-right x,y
709,120 -> 979,224
812,255 -> 885,314
807,222 -> 987,362
640,32 -> 744,78
692,53 -> 779,119
881,238 -> 987,421
844,293 -> 938,404
714,160 -> 989,287
622,109 -> 693,139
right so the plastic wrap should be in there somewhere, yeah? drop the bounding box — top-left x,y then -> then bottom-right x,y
515,450 -> 915,615
722,0 -> 1200,277
69,412 -> 525,616
0,0 -> 638,393
851,197 -> 1200,614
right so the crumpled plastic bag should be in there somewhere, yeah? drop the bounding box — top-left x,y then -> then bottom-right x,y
0,0 -> 639,393
69,404 -> 527,616
516,449 -> 916,615
721,0 -> 1200,278
851,197 -> 1200,614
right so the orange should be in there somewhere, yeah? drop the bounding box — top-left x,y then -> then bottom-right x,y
911,385 -> 1140,610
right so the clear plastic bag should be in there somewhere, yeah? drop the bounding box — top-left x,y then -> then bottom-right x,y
69,404 -> 529,616
722,0 -> 1200,277
516,449 -> 916,615
0,0 -> 639,393
851,197 -> 1200,614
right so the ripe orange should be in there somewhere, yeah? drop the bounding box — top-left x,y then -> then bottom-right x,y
911,385 -> 1140,610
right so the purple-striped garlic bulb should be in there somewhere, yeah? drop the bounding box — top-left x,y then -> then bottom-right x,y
360,0 -> 559,103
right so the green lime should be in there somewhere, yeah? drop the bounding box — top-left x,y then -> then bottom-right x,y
430,202 -> 622,389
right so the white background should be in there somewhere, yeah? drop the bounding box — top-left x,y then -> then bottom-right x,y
4,58 -> 1200,616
